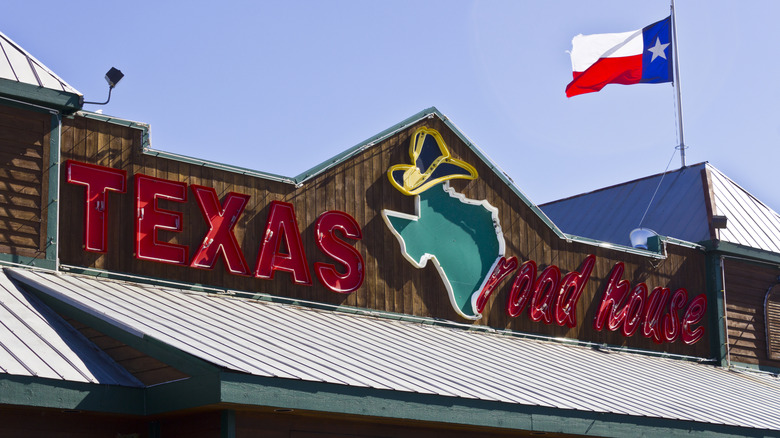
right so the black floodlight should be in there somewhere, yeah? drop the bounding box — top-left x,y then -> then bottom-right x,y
105,67 -> 124,88
84,67 -> 124,106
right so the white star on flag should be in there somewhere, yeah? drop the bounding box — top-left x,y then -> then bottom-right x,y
647,37 -> 670,62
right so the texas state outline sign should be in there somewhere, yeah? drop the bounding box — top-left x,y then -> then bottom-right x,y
380,127 -> 707,347
382,127 -> 508,320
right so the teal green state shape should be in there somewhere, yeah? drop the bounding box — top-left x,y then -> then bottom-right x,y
382,183 -> 503,319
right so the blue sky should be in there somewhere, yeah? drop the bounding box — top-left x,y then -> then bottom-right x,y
6,1 -> 780,211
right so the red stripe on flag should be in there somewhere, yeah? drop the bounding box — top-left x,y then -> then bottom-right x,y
566,55 -> 643,97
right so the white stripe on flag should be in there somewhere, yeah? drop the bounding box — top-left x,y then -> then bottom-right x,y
570,29 -> 643,72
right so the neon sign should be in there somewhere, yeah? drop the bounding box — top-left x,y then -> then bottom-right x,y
594,262 -> 707,345
382,127 -> 707,344
67,125 -> 708,346
65,160 -> 364,294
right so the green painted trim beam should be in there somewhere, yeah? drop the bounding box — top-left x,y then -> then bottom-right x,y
143,149 -> 296,184
60,264 -> 236,295
0,78 -> 82,113
221,410 -> 236,438
0,254 -> 54,270
45,113 -> 60,267
0,374 -> 143,414
144,374 -> 222,415
76,110 -> 152,150
77,110 -> 297,184
702,241 -> 780,266
218,372 -> 769,437
727,361 -> 780,375
706,252 -> 727,366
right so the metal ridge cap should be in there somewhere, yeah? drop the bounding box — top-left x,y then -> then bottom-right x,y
76,110 -> 149,128
76,108 -> 447,187
437,113 -> 568,239
143,148 -> 297,185
76,110 -> 297,184
293,107 -> 440,185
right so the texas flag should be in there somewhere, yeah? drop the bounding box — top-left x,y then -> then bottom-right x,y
566,17 -> 673,97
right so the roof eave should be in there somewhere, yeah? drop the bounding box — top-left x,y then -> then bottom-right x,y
217,372 -> 773,437
293,106 -> 441,184
701,240 -> 780,266
0,77 -> 83,114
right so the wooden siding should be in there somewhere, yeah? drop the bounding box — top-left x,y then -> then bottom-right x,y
768,284 -> 780,360
723,258 -> 780,367
58,114 -> 710,357
0,105 -> 50,259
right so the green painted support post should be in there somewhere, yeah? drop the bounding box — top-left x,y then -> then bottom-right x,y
705,252 -> 727,366
148,421 -> 161,438
221,410 -> 236,438
45,112 -> 61,270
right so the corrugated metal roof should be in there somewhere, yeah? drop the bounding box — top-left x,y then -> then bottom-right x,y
540,163 -> 711,247
540,162 -> 780,253
709,166 -> 780,253
8,267 -> 780,432
0,31 -> 80,95
0,270 -> 141,386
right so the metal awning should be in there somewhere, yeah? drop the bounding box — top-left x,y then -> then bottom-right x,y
6,267 -> 780,433
0,269 -> 140,386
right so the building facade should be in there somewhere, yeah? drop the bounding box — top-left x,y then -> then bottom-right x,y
1,31 -> 779,437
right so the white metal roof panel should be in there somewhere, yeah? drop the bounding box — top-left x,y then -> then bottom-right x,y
8,267 -> 780,432
0,31 -> 81,95
0,40 -> 17,81
0,270 -> 141,386
708,165 -> 780,253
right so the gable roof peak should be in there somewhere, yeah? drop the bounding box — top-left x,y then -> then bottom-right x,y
0,30 -> 81,95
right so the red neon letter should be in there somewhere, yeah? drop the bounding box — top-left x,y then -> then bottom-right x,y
474,256 -> 518,314
314,210 -> 364,293
529,265 -> 560,324
681,294 -> 707,345
622,283 -> 647,337
506,260 -> 537,318
554,254 -> 595,327
594,262 -> 630,331
189,185 -> 250,276
254,201 -> 312,285
642,287 -> 670,344
66,160 -> 126,253
135,174 -> 188,265
663,288 -> 688,342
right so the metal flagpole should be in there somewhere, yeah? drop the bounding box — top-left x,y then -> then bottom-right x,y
671,0 -> 686,167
